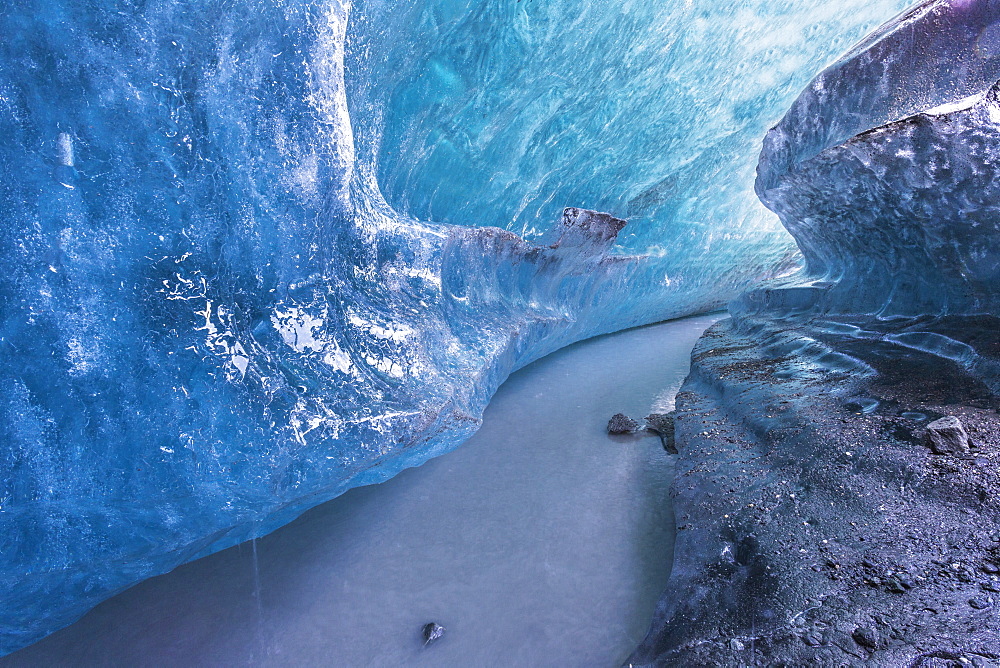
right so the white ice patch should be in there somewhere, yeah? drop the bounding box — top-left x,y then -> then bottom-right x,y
289,153 -> 320,199
272,306 -> 326,353
63,305 -> 106,377
231,342 -> 250,378
194,300 -> 251,380
66,336 -> 99,376
160,272 -> 208,301
347,314 -> 414,343
56,132 -> 74,167
923,92 -> 982,117
289,397 -> 344,446
385,264 -> 443,290
322,339 -> 354,375
271,303 -> 358,376
194,301 -> 218,338
365,354 -> 406,379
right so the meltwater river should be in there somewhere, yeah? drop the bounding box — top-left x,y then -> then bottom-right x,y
4,314 -> 721,667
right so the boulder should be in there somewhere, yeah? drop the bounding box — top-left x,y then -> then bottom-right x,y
925,416 -> 970,455
607,413 -> 640,434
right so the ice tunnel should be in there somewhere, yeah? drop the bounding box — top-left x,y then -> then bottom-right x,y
1,0 -> 920,657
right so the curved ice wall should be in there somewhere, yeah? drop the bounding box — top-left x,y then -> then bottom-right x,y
0,0 -> 910,654
757,0 -> 1000,316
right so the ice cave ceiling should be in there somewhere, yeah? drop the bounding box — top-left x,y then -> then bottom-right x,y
1,0 -> 920,655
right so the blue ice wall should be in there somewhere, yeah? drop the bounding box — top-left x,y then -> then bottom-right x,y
351,0 -> 918,254
1,0 -> 910,654
757,0 -> 1000,317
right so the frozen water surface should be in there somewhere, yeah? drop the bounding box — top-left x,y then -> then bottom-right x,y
2,314 -> 720,667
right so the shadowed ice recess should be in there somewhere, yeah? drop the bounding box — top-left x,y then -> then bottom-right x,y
1,0 -> 912,653
756,0 -> 1000,317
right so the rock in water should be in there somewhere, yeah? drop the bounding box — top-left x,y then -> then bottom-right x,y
645,413 -> 677,453
607,413 -> 640,434
422,622 -> 445,646
925,416 -> 970,455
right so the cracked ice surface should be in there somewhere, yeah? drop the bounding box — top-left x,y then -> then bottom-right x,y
1,0 -> 910,653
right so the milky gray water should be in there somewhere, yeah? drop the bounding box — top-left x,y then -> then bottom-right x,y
3,314 -> 720,667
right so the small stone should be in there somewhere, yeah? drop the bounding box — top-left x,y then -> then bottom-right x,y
422,622 -> 445,646
852,627 -> 879,649
885,576 -> 907,593
925,416 -> 970,455
896,573 -> 916,589
981,561 -> 1000,575
607,413 -> 640,434
729,638 -> 745,651
802,631 -> 824,647
969,595 -> 993,610
645,413 -> 677,453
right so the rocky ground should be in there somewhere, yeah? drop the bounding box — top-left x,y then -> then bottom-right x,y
628,310 -> 1000,667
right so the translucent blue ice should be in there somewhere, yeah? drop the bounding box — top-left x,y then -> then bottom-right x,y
0,0 -> 911,653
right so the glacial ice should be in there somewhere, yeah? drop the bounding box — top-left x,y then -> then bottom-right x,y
757,0 -> 1000,316
1,0 -> 912,654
